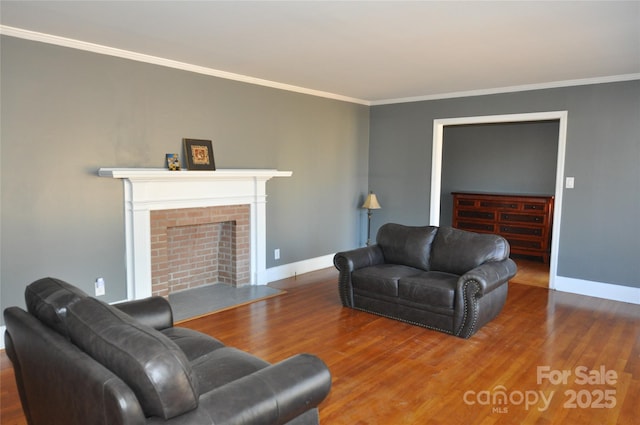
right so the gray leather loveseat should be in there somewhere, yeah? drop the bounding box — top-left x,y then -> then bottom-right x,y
4,277 -> 331,425
334,223 -> 517,338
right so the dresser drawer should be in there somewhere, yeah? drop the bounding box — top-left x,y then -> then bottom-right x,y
500,225 -> 543,238
506,238 -> 545,250
457,210 -> 495,220
457,221 -> 496,232
500,212 -> 546,225
523,202 -> 548,212
479,200 -> 519,210
455,199 -> 477,207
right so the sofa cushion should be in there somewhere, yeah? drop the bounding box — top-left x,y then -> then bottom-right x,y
64,297 -> 199,420
352,264 -> 422,297
376,224 -> 437,270
24,277 -> 88,338
161,327 -> 226,362
430,227 -> 510,275
398,271 -> 459,309
191,347 -> 270,394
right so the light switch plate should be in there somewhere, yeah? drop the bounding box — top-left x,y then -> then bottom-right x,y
566,177 -> 575,189
95,277 -> 105,296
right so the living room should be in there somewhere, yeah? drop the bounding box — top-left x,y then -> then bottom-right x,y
1,2 -> 639,424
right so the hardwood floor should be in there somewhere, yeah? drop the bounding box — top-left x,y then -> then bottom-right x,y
512,257 -> 550,288
2,267 -> 639,424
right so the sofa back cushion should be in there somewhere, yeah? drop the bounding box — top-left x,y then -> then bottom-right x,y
430,227 -> 510,275
376,224 -> 438,270
25,277 -> 88,338
64,297 -> 199,420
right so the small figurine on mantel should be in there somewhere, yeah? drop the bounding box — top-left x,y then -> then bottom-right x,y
166,153 -> 181,171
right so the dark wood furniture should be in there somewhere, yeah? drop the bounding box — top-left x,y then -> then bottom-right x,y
452,192 -> 554,263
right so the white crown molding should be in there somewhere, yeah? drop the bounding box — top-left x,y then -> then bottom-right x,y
0,25 -> 370,106
2,25 -> 639,108
371,73 -> 640,106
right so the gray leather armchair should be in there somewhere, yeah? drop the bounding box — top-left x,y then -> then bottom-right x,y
334,224 -> 517,338
4,277 -> 331,425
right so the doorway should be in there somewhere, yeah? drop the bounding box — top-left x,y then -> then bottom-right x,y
429,111 -> 568,289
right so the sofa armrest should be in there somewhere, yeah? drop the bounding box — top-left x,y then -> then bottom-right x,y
154,354 -> 331,425
334,245 -> 384,307
453,258 -> 517,338
458,258 -> 517,297
113,297 -> 174,330
333,245 -> 384,273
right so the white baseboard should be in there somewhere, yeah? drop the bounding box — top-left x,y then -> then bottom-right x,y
0,326 -> 5,350
554,276 -> 640,304
266,254 -> 335,283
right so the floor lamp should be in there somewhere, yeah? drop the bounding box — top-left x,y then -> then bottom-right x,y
362,192 -> 381,246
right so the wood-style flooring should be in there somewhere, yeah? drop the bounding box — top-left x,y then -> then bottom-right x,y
512,257 -> 551,288
2,264 -> 638,425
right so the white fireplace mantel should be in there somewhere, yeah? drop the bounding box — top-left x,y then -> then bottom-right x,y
98,168 -> 292,300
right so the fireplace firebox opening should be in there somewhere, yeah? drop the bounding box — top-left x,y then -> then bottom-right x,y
150,205 -> 250,297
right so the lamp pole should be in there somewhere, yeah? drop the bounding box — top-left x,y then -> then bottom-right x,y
366,208 -> 374,246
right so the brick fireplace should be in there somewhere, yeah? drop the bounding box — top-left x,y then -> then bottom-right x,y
151,205 -> 250,297
98,168 -> 292,300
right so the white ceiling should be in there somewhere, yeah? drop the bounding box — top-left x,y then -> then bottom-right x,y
1,1 -> 639,105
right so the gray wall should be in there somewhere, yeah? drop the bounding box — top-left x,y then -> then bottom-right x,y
0,36 -> 370,319
440,121 -> 559,226
2,35 -> 638,325
370,81 -> 640,288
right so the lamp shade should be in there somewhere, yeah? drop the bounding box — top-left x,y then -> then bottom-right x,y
362,193 -> 381,210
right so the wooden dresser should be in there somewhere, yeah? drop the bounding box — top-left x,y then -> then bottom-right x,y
452,192 -> 554,263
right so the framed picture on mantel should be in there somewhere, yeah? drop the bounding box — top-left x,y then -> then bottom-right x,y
183,138 -> 216,171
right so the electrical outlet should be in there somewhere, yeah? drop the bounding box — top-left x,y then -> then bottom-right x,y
95,277 -> 106,296
274,248 -> 280,260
